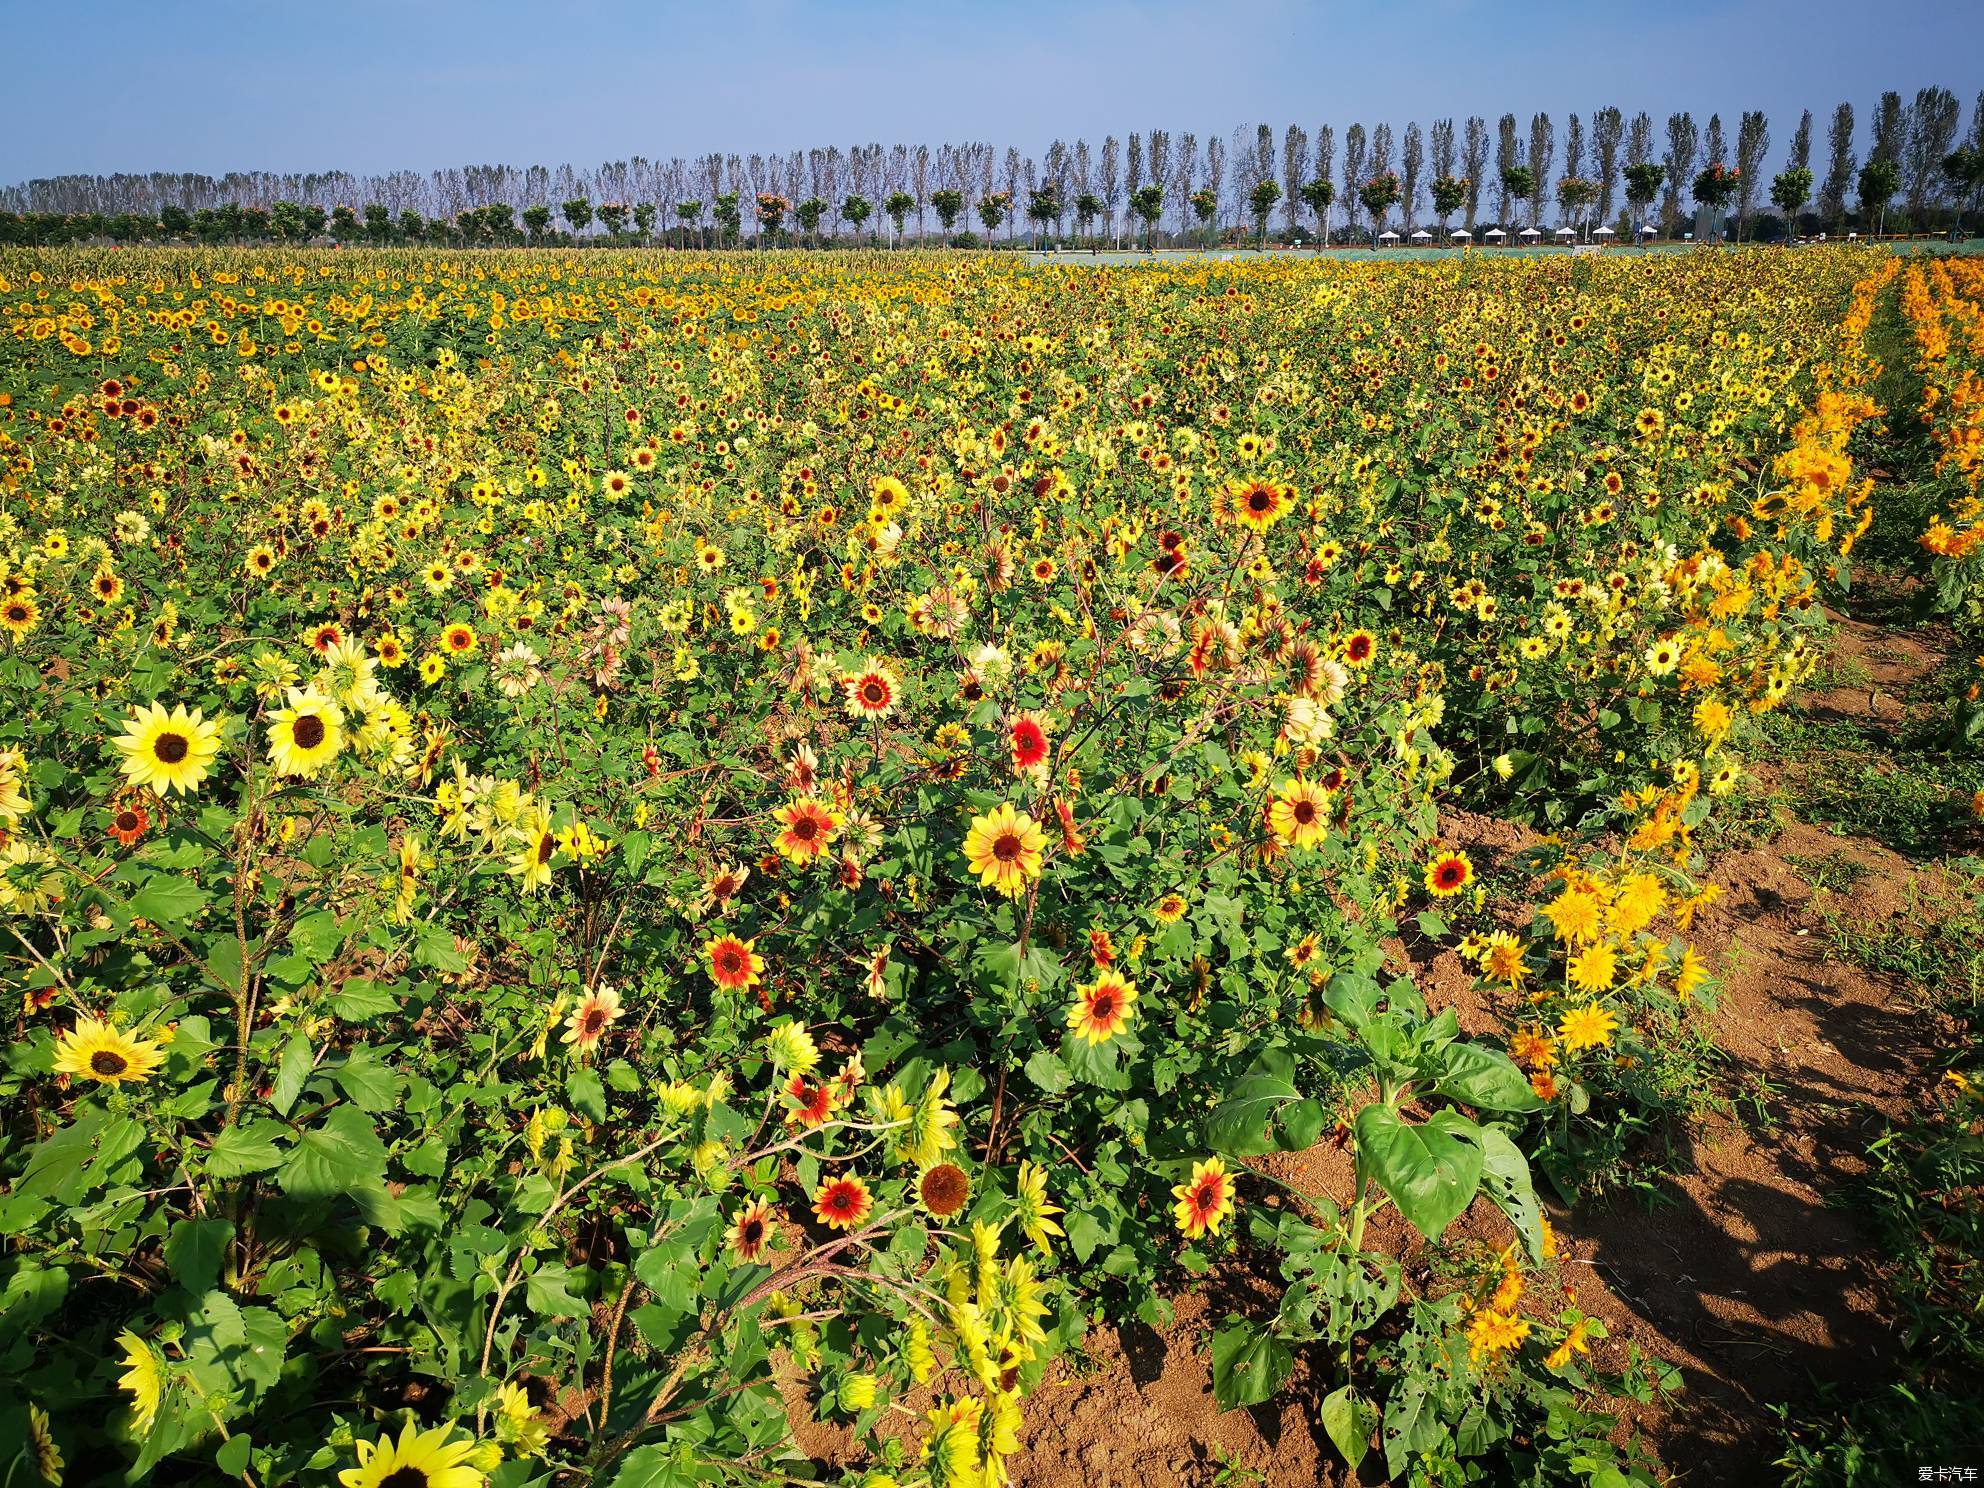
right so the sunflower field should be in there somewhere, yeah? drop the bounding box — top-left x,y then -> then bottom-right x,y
0,244 -> 1893,1487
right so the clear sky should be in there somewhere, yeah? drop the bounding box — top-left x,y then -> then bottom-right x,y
2,0 -> 1979,184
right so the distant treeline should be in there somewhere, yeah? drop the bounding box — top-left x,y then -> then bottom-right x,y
5,87 -> 1983,248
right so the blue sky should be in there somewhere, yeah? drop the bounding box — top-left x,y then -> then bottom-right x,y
1,0 -> 1978,183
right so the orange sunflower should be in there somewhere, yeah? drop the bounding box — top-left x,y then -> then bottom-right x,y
1172,1157 -> 1237,1240
843,658 -> 900,720
813,1175 -> 874,1230
729,1196 -> 775,1262
1067,969 -> 1138,1045
773,795 -> 842,865
704,934 -> 765,992
1424,850 -> 1474,898
1229,479 -> 1291,533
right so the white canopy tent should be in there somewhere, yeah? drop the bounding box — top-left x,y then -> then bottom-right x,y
1378,230 -> 1400,242
1519,226 -> 1542,240
1410,229 -> 1432,241
1554,227 -> 1576,239
1450,229 -> 1472,241
1593,226 -> 1616,238
1483,228 -> 1506,240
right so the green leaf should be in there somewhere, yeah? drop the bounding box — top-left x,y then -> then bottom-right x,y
165,1218 -> 234,1292
1478,1127 -> 1546,1263
1064,1210 -> 1113,1264
1023,1048 -> 1071,1095
413,922 -> 468,972
1320,972 -> 1378,1032
1353,1104 -> 1484,1242
567,1066 -> 607,1123
289,908 -> 346,965
525,1262 -> 587,1319
127,875 -> 209,928
1320,1384 -> 1379,1469
207,1122 -> 287,1178
1210,1319 -> 1293,1410
277,1106 -> 389,1202
331,1046 -> 404,1111
215,1434 -> 253,1477
327,980 -> 399,1021
605,1443 -> 702,1488
18,1108 -> 146,1201
1432,1042 -> 1544,1114
268,1031 -> 314,1117
1206,1048 -> 1327,1156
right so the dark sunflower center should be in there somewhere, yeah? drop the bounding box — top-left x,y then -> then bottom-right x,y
291,714 -> 326,750
153,731 -> 190,764
91,1050 -> 129,1076
1292,801 -> 1316,824
115,810 -> 139,831
792,817 -> 818,841
862,681 -> 885,704
718,948 -> 742,974
1091,992 -> 1117,1020
1249,490 -> 1272,512
6,605 -> 26,622
992,832 -> 1021,863
922,1165 -> 968,1215
378,1469 -> 431,1488
582,1008 -> 607,1035
740,1216 -> 765,1245
537,834 -> 555,864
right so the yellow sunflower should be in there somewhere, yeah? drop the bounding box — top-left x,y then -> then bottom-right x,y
961,803 -> 1045,899
0,592 -> 38,638
1267,779 -> 1331,850
337,1421 -> 485,1488
112,702 -> 224,796
114,1331 -> 166,1433
52,1017 -> 167,1085
266,688 -> 345,778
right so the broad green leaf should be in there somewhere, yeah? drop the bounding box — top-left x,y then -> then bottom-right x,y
1320,1384 -> 1380,1469
277,1106 -> 389,1202
413,922 -> 468,972
1023,1047 -> 1071,1095
1478,1126 -> 1546,1263
525,1262 -> 587,1318
268,1031 -> 314,1117
1353,1104 -> 1484,1242
165,1218 -> 234,1292
331,1045 -> 404,1111
207,1121 -> 287,1178
289,908 -> 346,965
127,875 -> 209,928
18,1109 -> 146,1201
215,1435 -> 253,1477
1205,1048 -> 1327,1156
1431,1042 -> 1543,1114
1209,1319 -> 1292,1410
